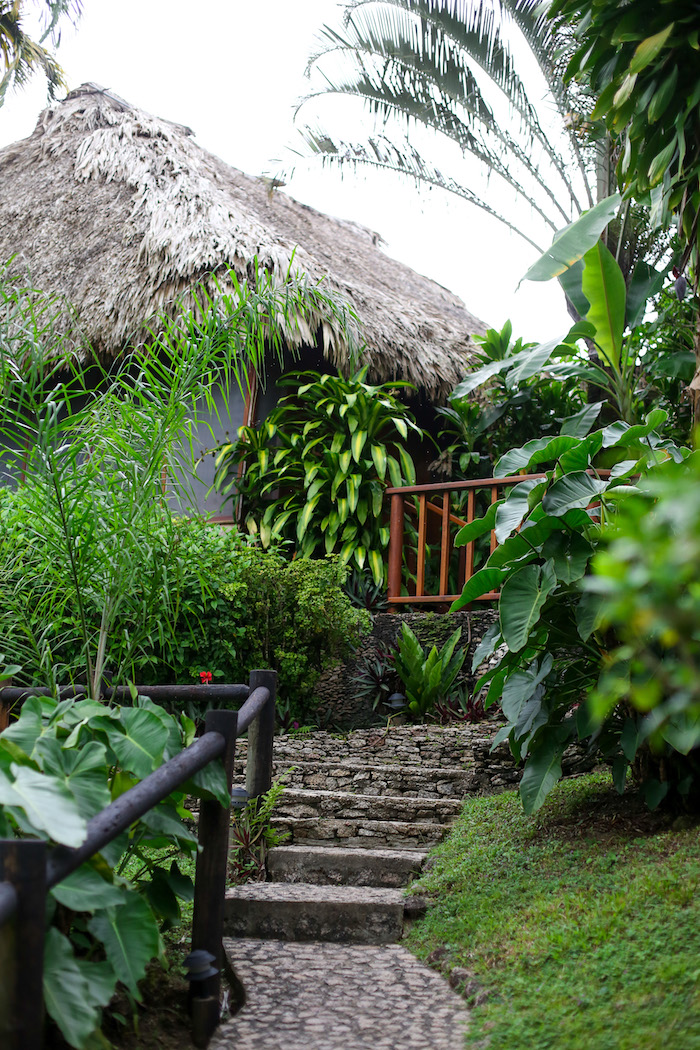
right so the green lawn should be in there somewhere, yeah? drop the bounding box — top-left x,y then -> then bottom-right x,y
405,772 -> 700,1050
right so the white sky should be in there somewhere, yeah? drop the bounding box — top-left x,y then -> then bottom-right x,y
0,0 -> 572,343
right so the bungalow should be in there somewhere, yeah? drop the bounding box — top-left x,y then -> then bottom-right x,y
0,83 -> 486,516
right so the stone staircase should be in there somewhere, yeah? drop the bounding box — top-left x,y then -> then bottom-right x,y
224,723 -> 508,945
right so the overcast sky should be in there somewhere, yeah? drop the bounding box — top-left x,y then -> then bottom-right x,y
0,0 -> 572,342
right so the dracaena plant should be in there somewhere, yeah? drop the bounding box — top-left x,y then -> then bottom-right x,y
452,406 -> 689,814
213,367 -> 422,585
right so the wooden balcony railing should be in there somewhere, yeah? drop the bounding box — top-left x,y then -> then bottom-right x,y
385,473 -> 610,609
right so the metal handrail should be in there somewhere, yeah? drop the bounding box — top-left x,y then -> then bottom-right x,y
0,670 -> 278,1050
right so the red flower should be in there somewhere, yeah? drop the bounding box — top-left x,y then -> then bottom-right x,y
199,671 -> 213,685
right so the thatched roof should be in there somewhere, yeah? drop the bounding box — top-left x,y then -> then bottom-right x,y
0,83 -> 486,399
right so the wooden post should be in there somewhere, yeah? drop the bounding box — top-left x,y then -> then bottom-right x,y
190,710 -> 238,1048
0,839 -> 47,1050
387,493 -> 404,607
416,494 -> 427,597
439,492 -> 451,599
245,670 -> 277,801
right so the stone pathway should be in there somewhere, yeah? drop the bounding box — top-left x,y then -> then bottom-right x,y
210,941 -> 470,1050
213,726 -> 500,1049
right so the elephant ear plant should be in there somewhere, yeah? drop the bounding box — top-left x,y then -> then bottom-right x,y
453,407 -> 688,814
455,194 -> 674,429
0,692 -> 229,1048
214,367 -> 422,585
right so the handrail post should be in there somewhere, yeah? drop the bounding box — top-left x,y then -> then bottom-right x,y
0,839 -> 47,1050
388,492 -> 404,608
245,670 -> 277,801
190,710 -> 238,1048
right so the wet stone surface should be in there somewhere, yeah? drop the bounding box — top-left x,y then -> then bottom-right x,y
211,939 -> 470,1050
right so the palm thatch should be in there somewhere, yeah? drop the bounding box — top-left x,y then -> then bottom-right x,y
0,83 -> 486,399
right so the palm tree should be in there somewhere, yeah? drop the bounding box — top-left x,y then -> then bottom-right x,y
0,0 -> 81,105
296,0 -> 603,255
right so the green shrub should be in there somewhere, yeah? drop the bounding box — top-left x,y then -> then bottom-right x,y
2,506 -> 369,724
590,452 -> 700,808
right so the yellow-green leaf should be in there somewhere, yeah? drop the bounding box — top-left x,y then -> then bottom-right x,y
367,548 -> 384,586
351,429 -> 368,463
629,23 -> 674,75
371,444 -> 387,480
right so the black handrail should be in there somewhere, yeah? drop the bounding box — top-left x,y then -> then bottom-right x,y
0,670 -> 278,1050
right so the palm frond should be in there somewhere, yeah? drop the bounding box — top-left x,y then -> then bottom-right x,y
300,0 -> 596,251
301,128 -> 546,252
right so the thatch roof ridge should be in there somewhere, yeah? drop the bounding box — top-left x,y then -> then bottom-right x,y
0,83 -> 486,399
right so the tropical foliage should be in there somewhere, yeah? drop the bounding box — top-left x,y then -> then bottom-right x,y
443,193 -> 688,434
0,264 -> 355,699
549,0 -> 700,272
214,367 -> 421,585
0,692 -> 227,1048
452,408 -> 689,813
434,320 -> 587,479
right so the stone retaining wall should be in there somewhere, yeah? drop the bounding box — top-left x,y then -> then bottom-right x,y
235,724 -> 596,797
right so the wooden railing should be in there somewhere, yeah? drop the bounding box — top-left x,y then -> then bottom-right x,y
386,473 -> 609,609
0,672 -> 277,1050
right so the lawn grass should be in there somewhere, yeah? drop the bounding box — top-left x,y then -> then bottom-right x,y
405,772 -> 700,1050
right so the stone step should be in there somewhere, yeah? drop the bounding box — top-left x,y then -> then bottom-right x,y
267,760 -> 476,798
267,845 -> 426,888
272,815 -> 448,851
274,788 -> 462,825
234,723 -> 502,773
224,882 -> 406,944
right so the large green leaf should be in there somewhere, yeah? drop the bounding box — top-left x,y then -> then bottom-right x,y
509,339 -> 562,383
557,258 -> 589,318
43,929 -> 106,1049
454,500 -> 502,546
450,357 -> 519,400
542,472 -> 609,516
50,864 -> 127,911
519,736 -> 563,814
496,435 -> 579,476
581,241 -> 627,367
494,478 -> 543,542
88,894 -> 160,1000
625,261 -> 666,330
451,567 -> 506,610
521,194 -> 621,283
542,531 -> 594,584
559,402 -> 604,438
102,708 -> 168,780
0,764 -> 87,847
499,561 -> 556,652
